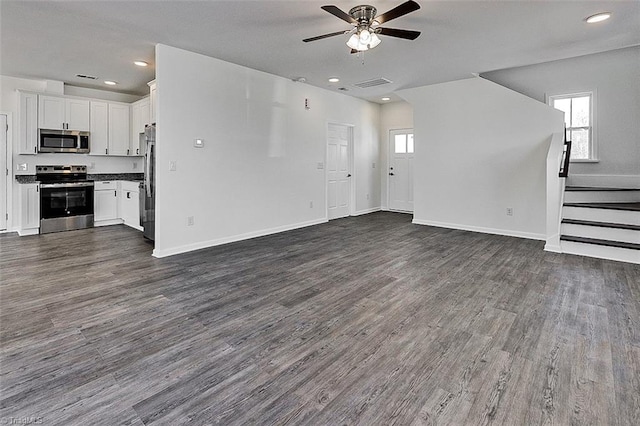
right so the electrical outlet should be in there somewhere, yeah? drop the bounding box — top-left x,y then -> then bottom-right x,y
506,207 -> 514,216
89,162 -> 95,170
16,163 -> 27,171
317,162 -> 324,170
366,193 -> 370,200
132,162 -> 138,169
372,162 -> 376,169
170,161 -> 177,171
187,216 -> 194,226
309,201 -> 313,208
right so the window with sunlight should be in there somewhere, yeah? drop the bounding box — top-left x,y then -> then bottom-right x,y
549,92 -> 595,161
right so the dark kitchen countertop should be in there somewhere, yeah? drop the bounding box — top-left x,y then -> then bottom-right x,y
15,173 -> 144,184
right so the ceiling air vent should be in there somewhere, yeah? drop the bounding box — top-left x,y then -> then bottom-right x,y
75,74 -> 98,80
353,77 -> 392,89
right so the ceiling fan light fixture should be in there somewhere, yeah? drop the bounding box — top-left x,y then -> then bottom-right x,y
346,30 -> 381,51
359,29 -> 371,43
347,33 -> 366,51
369,33 -> 381,49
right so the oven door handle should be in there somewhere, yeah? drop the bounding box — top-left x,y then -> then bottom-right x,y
40,182 -> 95,189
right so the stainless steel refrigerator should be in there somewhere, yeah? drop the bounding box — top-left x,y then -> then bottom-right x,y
141,124 -> 156,241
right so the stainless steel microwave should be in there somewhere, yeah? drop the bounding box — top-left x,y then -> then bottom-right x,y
39,129 -> 90,153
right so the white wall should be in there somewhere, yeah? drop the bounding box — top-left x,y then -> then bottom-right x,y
0,75 -> 141,231
482,46 -> 640,184
398,77 -> 564,240
379,101 -> 413,210
154,44 -> 380,257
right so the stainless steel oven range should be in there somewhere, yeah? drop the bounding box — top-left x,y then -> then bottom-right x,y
36,165 -> 94,234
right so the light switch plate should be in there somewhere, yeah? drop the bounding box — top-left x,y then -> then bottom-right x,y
169,161 -> 177,171
317,162 -> 324,169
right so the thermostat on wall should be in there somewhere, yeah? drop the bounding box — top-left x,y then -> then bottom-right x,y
194,139 -> 204,148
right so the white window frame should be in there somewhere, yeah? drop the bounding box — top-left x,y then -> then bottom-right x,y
547,91 -> 597,162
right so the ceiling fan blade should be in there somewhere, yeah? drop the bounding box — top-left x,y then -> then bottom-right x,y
321,5 -> 357,24
374,0 -> 420,25
303,30 -> 348,43
378,27 -> 421,40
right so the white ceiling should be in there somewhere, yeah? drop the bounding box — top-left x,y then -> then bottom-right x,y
1,1 -> 638,103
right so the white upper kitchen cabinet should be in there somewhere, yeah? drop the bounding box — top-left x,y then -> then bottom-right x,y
38,95 -> 90,131
130,97 -> 150,156
18,91 -> 38,155
90,101 -> 109,155
89,101 -> 131,156
109,103 -> 131,156
148,80 -> 157,124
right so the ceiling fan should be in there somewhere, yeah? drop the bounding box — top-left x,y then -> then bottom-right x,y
303,0 -> 421,52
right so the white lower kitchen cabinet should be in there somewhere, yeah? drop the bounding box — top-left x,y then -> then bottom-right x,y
19,183 -> 40,236
119,181 -> 142,230
94,181 -> 121,226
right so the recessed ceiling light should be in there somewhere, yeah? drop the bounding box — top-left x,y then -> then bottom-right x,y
104,80 -> 117,85
381,97 -> 391,101
328,77 -> 340,83
134,61 -> 148,67
586,12 -> 611,23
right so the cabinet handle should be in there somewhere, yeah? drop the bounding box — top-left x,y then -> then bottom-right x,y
127,192 -> 131,199
114,190 -> 117,197
34,146 -> 37,154
136,149 -> 139,155
105,148 -> 108,155
127,149 -> 130,155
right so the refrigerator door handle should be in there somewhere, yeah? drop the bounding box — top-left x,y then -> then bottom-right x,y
145,141 -> 153,198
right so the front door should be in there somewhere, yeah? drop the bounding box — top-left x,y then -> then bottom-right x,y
327,123 -> 352,220
389,129 -> 414,212
0,115 -> 7,230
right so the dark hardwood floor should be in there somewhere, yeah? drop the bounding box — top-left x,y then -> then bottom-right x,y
1,212 -> 639,425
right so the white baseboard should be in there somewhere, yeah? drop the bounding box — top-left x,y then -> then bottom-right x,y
17,228 -> 39,236
568,174 -> 640,188
544,233 -> 562,253
352,207 -> 381,216
153,218 -> 328,258
412,219 -> 546,241
94,219 -> 124,227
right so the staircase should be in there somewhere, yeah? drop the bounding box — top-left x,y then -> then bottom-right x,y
560,186 -> 640,264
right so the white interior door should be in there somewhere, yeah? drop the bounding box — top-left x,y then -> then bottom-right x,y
389,129 -> 414,212
327,123 -> 352,220
0,114 -> 7,230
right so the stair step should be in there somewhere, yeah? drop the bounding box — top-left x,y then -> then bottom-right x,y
561,219 -> 640,231
565,186 -> 640,191
560,240 -> 640,264
563,202 -> 640,211
562,205 -> 640,226
560,235 -> 640,250
564,190 -> 640,203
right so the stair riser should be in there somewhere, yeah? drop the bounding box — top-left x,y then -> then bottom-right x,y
561,241 -> 640,264
562,206 -> 640,226
564,191 -> 640,203
561,224 -> 640,244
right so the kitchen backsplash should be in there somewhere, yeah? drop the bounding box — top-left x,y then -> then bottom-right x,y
16,173 -> 144,183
